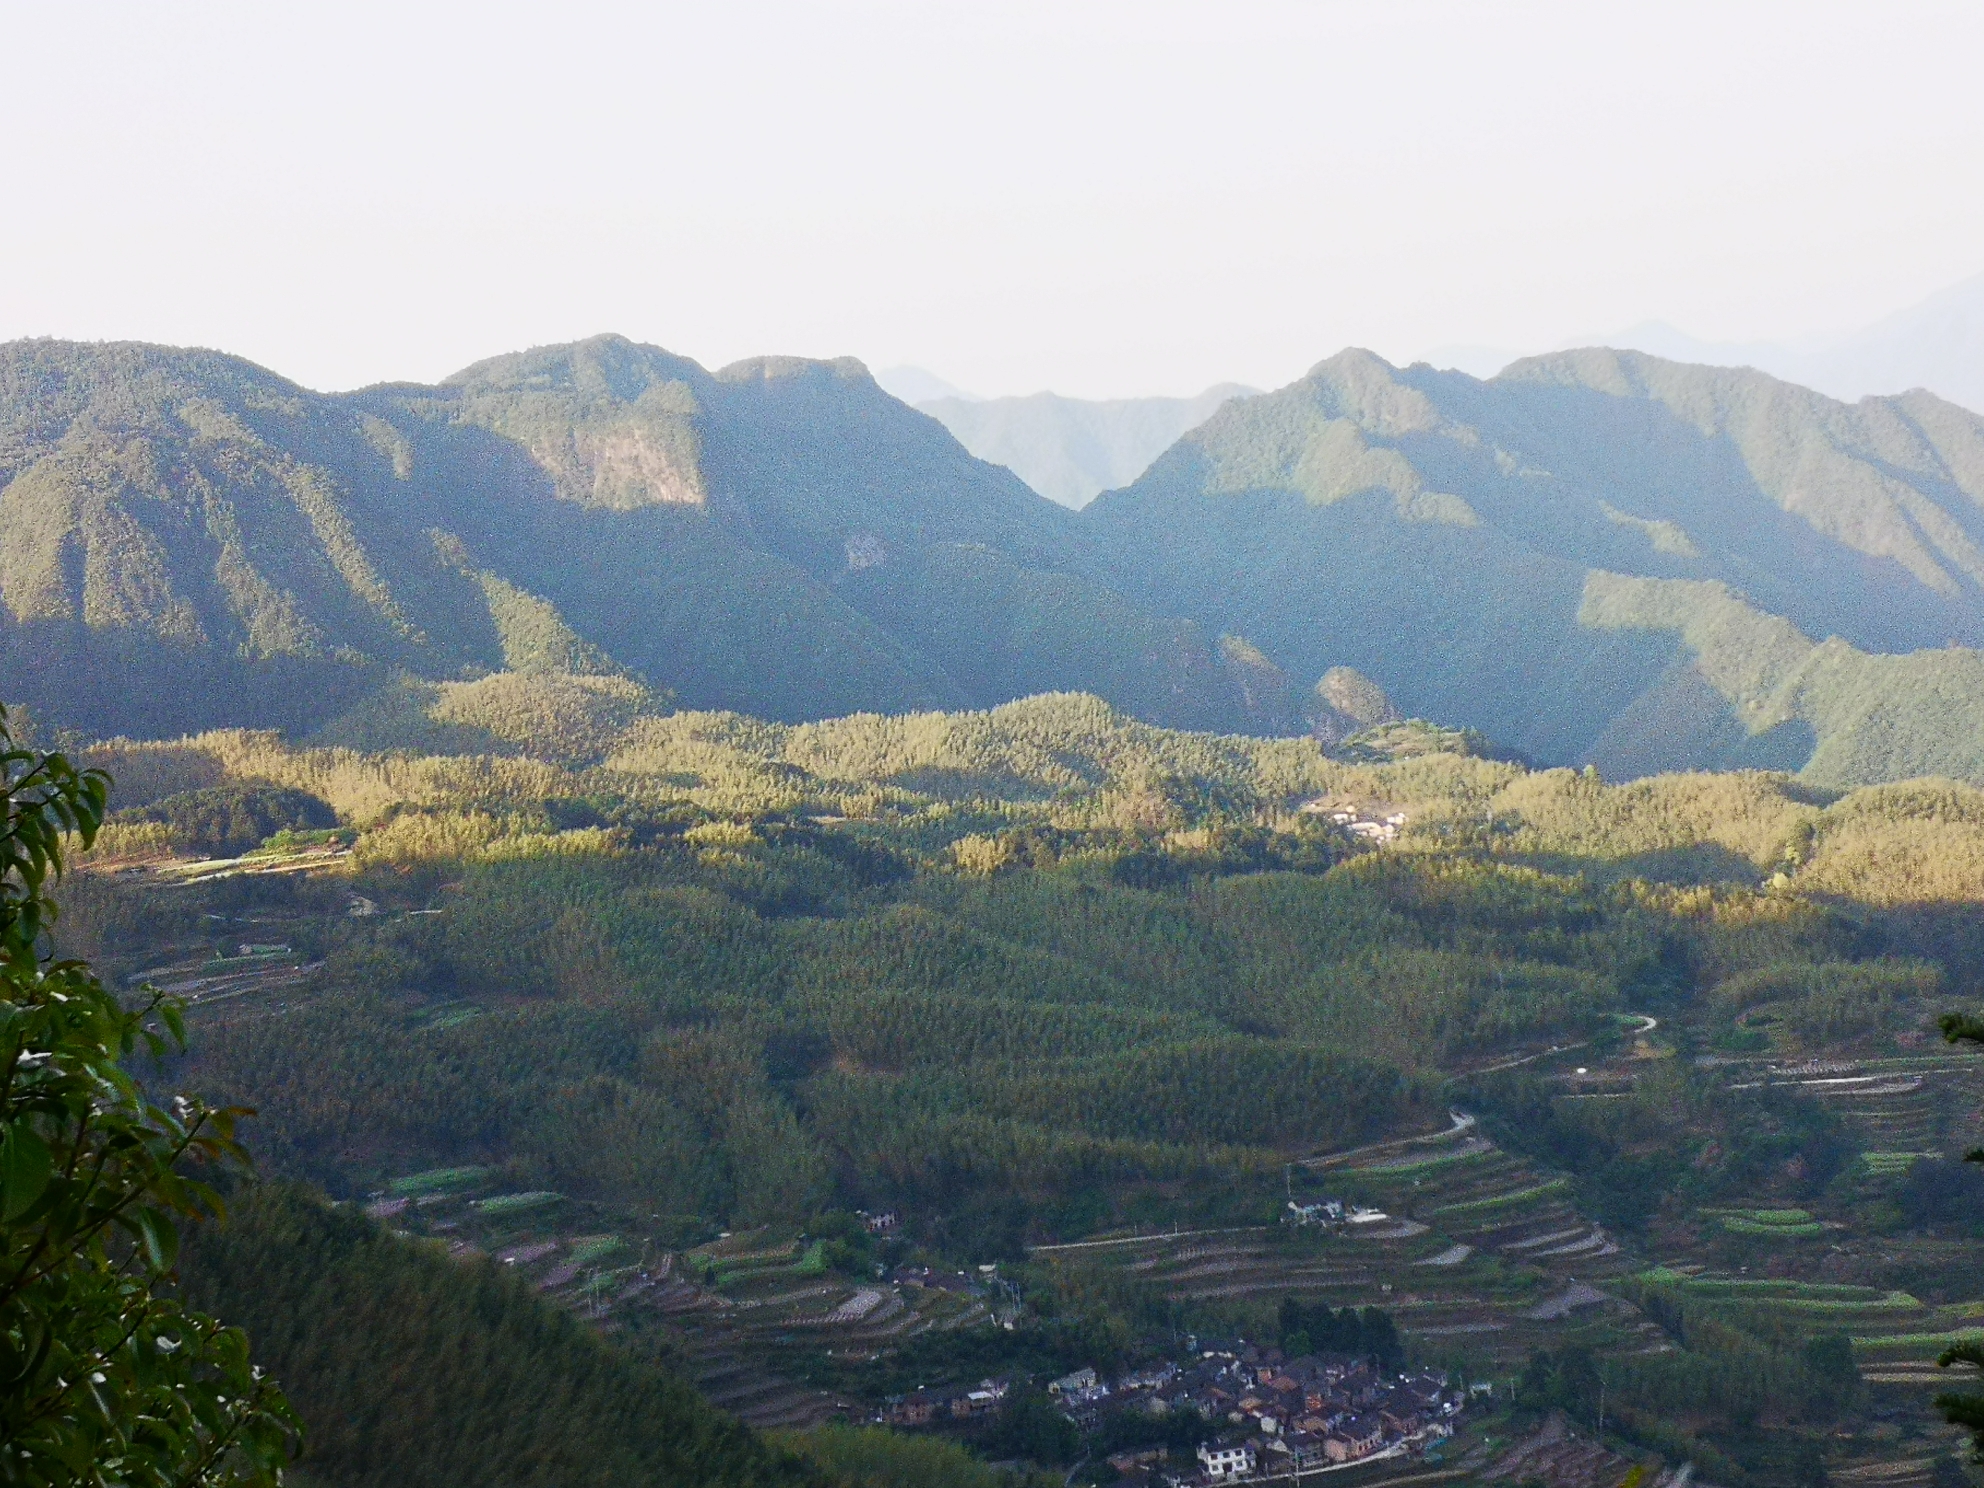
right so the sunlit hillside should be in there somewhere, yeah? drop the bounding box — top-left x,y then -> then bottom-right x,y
52,686 -> 1984,1485
1090,348 -> 1984,780
17,337 -> 1984,786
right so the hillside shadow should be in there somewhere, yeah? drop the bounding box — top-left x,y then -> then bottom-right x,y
1794,893 -> 1984,975
1413,372 -> 1980,654
338,406 -> 965,722
1089,467 -> 1667,765
1505,842 -> 1769,888
883,766 -> 1058,802
1583,658 -> 1818,780
0,618 -> 380,740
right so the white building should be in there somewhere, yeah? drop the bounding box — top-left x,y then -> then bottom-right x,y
1198,1444 -> 1256,1480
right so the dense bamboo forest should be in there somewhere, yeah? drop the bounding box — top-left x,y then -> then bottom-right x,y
175,1185 -> 826,1488
39,687 -> 1984,1487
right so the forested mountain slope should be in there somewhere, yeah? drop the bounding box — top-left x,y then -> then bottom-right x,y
0,337 -> 1287,740
18,334 -> 1984,785
1086,348 -> 1984,782
60,702 -> 1984,1486
177,1185 -> 824,1488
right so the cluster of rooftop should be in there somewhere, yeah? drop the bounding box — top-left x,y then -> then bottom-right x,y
879,1340 -> 1467,1486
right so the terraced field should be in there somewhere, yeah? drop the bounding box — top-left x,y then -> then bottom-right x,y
84,841 -> 1984,1479
1029,1021 -> 1984,1488
357,1171 -> 1024,1430
664,1233 -> 1012,1427
1667,1048 -> 1984,1385
1631,1267 -> 1984,1386
1829,1455 -> 1953,1488
311,975 -> 1984,1473
1034,1112 -> 1663,1375
1719,1051 -> 1981,1156
1472,1412 -> 1694,1488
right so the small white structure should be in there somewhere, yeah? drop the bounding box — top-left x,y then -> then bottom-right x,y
1198,1443 -> 1256,1480
1283,1197 -> 1345,1226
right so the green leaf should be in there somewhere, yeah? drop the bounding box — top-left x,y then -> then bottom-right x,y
0,1124 -> 52,1221
131,1205 -> 180,1272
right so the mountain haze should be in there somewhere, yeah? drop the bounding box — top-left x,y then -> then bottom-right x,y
1088,346 -> 1984,783
870,365 -> 977,404
915,384 -> 1255,508
1603,272 -> 1984,416
0,336 -> 1289,740
13,333 -> 1984,787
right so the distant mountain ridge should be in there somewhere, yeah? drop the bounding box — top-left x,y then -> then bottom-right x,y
12,333 -> 1984,787
1089,346 -> 1984,783
0,335 -> 1292,740
1469,271 -> 1984,416
871,365 -> 976,404
914,384 -> 1255,508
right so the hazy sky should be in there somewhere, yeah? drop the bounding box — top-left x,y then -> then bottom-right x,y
4,1 -> 1982,398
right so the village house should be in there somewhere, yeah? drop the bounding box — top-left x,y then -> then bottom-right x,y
1061,1398 -> 1104,1433
1196,1443 -> 1255,1481
1404,1373 -> 1456,1416
1118,1362 -> 1179,1394
996,1346 -> 1466,1476
1281,1196 -> 1347,1227
882,1376 -> 1010,1428
885,1390 -> 945,1427
1049,1366 -> 1110,1430
891,1264 -> 979,1294
1050,1367 -> 1100,1397
1267,1430 -> 1328,1469
954,1377 -> 1010,1419
1337,1364 -> 1385,1408
1324,1413 -> 1385,1462
1378,1400 -> 1422,1438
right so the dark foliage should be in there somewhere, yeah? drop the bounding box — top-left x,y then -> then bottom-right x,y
122,785 -> 338,856
977,1388 -> 1081,1467
1934,1013 -> 1984,1454
1897,1157 -> 1984,1234
1276,1299 -> 1402,1372
175,1184 -> 820,1488
1518,1346 -> 1605,1424
0,716 -> 294,1486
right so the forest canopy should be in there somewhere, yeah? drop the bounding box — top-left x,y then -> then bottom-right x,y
34,688 -> 1984,1488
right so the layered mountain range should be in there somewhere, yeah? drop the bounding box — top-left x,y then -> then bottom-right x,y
0,337 -> 1281,741
909,383 -> 1255,508
1605,271 -> 1984,416
1091,347 -> 1984,783
8,333 -> 1984,786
